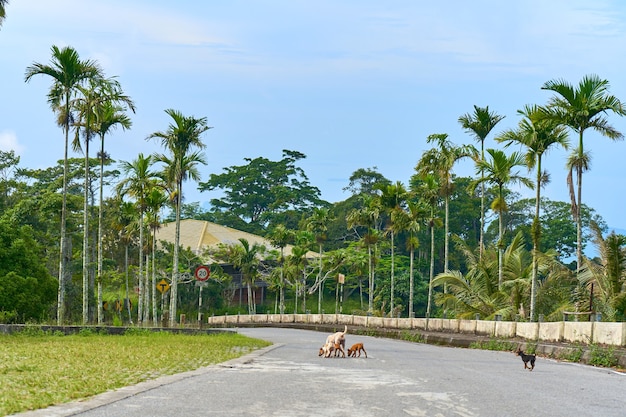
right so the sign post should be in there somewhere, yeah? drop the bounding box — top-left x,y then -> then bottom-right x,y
194,266 -> 211,324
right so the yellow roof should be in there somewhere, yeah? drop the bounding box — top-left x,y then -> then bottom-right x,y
154,219 -> 317,261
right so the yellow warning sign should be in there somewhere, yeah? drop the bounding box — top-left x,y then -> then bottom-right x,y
157,279 -> 170,294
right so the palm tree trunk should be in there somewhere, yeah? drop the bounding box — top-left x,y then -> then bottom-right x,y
97,138 -> 104,325
169,183 -> 181,326
152,232 -> 158,326
445,196 -> 449,272
82,130 -> 90,325
317,244 -> 323,313
576,166 -> 583,275
427,225 -> 435,318
408,248 -> 414,318
498,208 -> 504,290
390,231 -> 395,316
368,244 -> 373,313
125,244 -> 133,324
530,159 -> 541,322
279,247 -> 285,314
57,110 -> 71,325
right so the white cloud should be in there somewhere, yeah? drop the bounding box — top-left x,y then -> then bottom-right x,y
0,131 -> 24,155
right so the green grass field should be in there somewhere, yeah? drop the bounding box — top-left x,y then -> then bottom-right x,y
0,329 -> 271,416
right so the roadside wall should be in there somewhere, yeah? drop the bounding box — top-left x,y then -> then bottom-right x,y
207,313 -> 626,347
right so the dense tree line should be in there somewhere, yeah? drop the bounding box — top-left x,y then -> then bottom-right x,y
1,43 -> 626,324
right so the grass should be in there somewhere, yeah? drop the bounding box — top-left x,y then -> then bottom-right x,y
0,329 -> 271,416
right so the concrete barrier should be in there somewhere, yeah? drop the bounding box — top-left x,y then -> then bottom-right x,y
475,320 -> 495,336
205,313 -> 625,347
459,320 -> 477,334
563,321 -> 593,344
538,322 -> 562,342
427,318 -> 444,332
495,321 -> 517,338
593,322 -> 626,345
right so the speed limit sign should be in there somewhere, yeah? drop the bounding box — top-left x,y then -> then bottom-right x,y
194,265 -> 210,282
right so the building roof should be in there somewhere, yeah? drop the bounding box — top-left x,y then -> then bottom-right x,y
154,219 -> 317,261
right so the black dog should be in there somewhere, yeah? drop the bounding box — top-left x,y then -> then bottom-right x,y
515,349 -> 536,371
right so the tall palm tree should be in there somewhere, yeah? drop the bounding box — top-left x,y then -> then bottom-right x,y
415,174 -> 441,318
117,153 -> 158,324
73,76 -> 135,324
497,104 -> 569,320
110,199 -> 137,324
94,100 -> 134,324
148,109 -> 210,326
145,187 -> 168,326
416,133 -> 474,273
395,196 -> 429,318
375,181 -> 407,316
473,149 -> 533,289
542,75 -> 626,275
305,207 -> 331,313
24,45 -> 102,324
268,224 -> 293,314
346,195 -> 381,313
459,106 -> 505,259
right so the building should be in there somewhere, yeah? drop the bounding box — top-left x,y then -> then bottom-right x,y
154,219 -> 317,307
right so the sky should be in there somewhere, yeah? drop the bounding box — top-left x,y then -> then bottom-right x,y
2,1 -> 626,231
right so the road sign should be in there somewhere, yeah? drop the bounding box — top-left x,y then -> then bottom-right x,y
194,265 -> 211,282
157,279 -> 170,294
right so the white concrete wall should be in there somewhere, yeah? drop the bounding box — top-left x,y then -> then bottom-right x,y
592,322 -> 626,345
205,314 -> 626,346
538,322 -> 562,342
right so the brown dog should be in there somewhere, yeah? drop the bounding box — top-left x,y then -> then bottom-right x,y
347,342 -> 367,358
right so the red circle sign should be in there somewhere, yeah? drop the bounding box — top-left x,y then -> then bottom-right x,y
194,265 -> 210,282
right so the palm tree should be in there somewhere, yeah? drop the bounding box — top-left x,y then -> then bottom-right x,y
346,195 -> 381,313
305,207 -> 331,313
110,199 -> 137,324
0,0 -> 8,28
145,187 -> 168,326
148,109 -> 210,326
395,196 -> 429,318
473,149 -> 533,289
117,153 -> 158,324
233,238 -> 266,314
416,174 -> 441,318
433,233 -> 524,320
268,224 -> 293,314
375,181 -> 407,316
459,106 -> 505,259
542,75 -> 626,275
579,221 -> 626,321
94,99 -> 134,324
73,76 -> 135,324
497,105 -> 569,320
25,45 -> 102,324
416,133 -> 474,273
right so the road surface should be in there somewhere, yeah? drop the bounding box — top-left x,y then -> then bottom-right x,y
14,327 -> 626,417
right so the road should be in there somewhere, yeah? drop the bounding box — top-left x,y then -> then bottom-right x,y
14,327 -> 626,417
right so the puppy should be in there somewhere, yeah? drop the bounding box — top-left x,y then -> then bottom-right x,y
515,348 -> 536,371
321,325 -> 347,358
319,342 -> 335,358
347,342 -> 367,358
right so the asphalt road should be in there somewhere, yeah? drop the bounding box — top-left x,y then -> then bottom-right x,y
13,327 -> 626,417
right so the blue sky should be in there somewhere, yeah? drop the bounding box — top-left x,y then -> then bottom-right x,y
2,1 -> 626,231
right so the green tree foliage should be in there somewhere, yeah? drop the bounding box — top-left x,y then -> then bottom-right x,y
199,149 -> 326,232
0,221 -> 57,322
